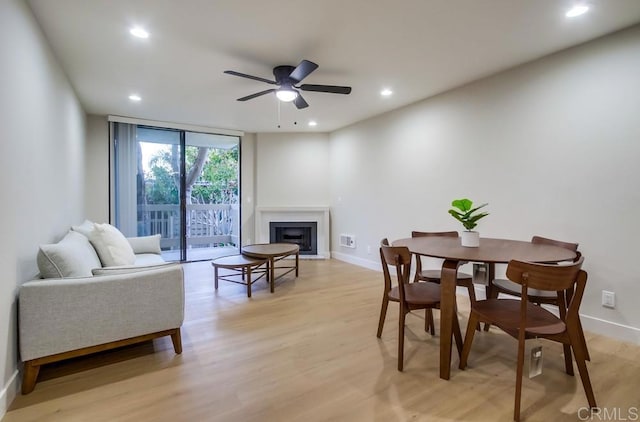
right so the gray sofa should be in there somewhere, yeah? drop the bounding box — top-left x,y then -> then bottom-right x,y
19,222 -> 185,394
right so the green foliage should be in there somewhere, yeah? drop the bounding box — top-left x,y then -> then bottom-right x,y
189,146 -> 239,204
146,150 -> 179,204
448,198 -> 489,231
143,145 -> 239,205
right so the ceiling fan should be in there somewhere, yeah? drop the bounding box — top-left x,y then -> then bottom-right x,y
224,59 -> 351,109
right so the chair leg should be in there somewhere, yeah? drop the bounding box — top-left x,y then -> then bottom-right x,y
484,266 -> 498,332
563,343 -> 574,376
465,281 -> 481,332
577,318 -> 591,361
452,309 -> 463,359
459,311 -> 479,369
514,334 -> 527,422
377,296 -> 389,338
569,328 -> 597,409
398,310 -> 406,372
425,308 -> 435,335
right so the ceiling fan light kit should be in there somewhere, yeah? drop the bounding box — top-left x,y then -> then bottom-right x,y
276,88 -> 298,102
224,59 -> 351,109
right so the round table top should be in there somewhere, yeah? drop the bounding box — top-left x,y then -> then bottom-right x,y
392,236 -> 576,264
211,254 -> 267,268
241,243 -> 300,258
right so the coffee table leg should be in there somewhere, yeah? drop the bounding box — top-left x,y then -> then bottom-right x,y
270,258 -> 275,293
214,266 -> 219,290
440,259 -> 461,380
247,267 -> 252,298
295,252 -> 299,277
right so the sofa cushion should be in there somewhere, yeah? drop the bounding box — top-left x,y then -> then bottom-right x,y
92,262 -> 176,276
89,223 -> 136,267
37,231 -> 102,278
127,234 -> 162,255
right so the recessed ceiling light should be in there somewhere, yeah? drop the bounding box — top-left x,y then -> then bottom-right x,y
566,5 -> 589,18
381,88 -> 393,97
129,27 -> 149,39
129,94 -> 141,102
308,121 -> 317,127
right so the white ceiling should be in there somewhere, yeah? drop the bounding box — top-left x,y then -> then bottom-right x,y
28,0 -> 640,133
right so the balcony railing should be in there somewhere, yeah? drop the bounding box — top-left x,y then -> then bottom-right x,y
138,203 -> 239,250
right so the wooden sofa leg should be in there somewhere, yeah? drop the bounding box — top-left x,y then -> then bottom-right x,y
171,328 -> 183,354
22,361 -> 40,394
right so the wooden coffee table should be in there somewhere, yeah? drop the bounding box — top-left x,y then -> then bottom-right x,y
211,254 -> 268,298
241,243 -> 300,293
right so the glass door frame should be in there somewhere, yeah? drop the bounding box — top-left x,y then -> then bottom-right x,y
109,120 -> 241,262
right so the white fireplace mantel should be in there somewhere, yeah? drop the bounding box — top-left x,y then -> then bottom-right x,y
255,207 -> 330,259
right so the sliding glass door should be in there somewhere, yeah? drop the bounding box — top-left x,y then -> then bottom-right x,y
113,122 -> 240,261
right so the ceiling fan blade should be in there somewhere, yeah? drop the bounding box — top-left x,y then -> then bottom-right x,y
224,70 -> 277,85
294,94 -> 309,109
299,84 -> 352,94
289,60 -> 319,83
237,89 -> 276,101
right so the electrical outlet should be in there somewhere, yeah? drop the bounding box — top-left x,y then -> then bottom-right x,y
602,290 -> 615,308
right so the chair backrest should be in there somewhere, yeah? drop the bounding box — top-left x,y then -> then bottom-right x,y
506,256 -> 584,292
412,231 -> 459,238
506,257 -> 587,325
531,235 -> 581,264
380,240 -> 412,301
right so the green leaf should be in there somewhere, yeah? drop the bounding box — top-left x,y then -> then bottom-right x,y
451,198 -> 472,212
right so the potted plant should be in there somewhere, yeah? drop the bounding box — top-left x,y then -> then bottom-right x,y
448,198 -> 489,247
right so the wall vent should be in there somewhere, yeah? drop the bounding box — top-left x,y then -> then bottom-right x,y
339,234 -> 356,248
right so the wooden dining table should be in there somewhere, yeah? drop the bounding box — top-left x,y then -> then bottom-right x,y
392,236 -> 577,380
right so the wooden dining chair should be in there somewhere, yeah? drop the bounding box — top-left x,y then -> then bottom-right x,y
485,236 -> 589,362
412,231 -> 478,332
377,239 -> 463,371
487,236 -> 579,304
378,239 -> 438,336
459,257 -> 596,421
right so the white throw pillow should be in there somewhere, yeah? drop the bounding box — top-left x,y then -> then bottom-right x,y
37,231 -> 102,278
71,219 -> 96,238
127,234 -> 162,255
89,223 -> 136,267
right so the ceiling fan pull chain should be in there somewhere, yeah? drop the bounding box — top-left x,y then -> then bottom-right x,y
277,98 -> 281,128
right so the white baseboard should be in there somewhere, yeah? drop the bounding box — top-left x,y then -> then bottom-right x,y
580,314 -> 640,345
332,252 -> 640,346
331,251 -> 380,272
0,370 -> 19,420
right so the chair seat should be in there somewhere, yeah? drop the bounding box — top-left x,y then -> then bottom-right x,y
473,299 -> 566,336
388,281 -> 441,305
492,278 -> 556,298
418,269 -> 472,282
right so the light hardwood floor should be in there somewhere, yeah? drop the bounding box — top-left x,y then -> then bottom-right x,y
4,259 -> 639,422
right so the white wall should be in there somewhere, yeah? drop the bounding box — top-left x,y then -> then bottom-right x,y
0,0 -> 86,415
330,25 -> 640,343
256,133 -> 330,207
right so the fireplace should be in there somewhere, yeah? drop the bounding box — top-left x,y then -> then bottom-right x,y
256,207 -> 330,259
270,222 -> 317,255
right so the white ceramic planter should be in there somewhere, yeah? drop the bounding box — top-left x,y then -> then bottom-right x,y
461,231 -> 480,247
